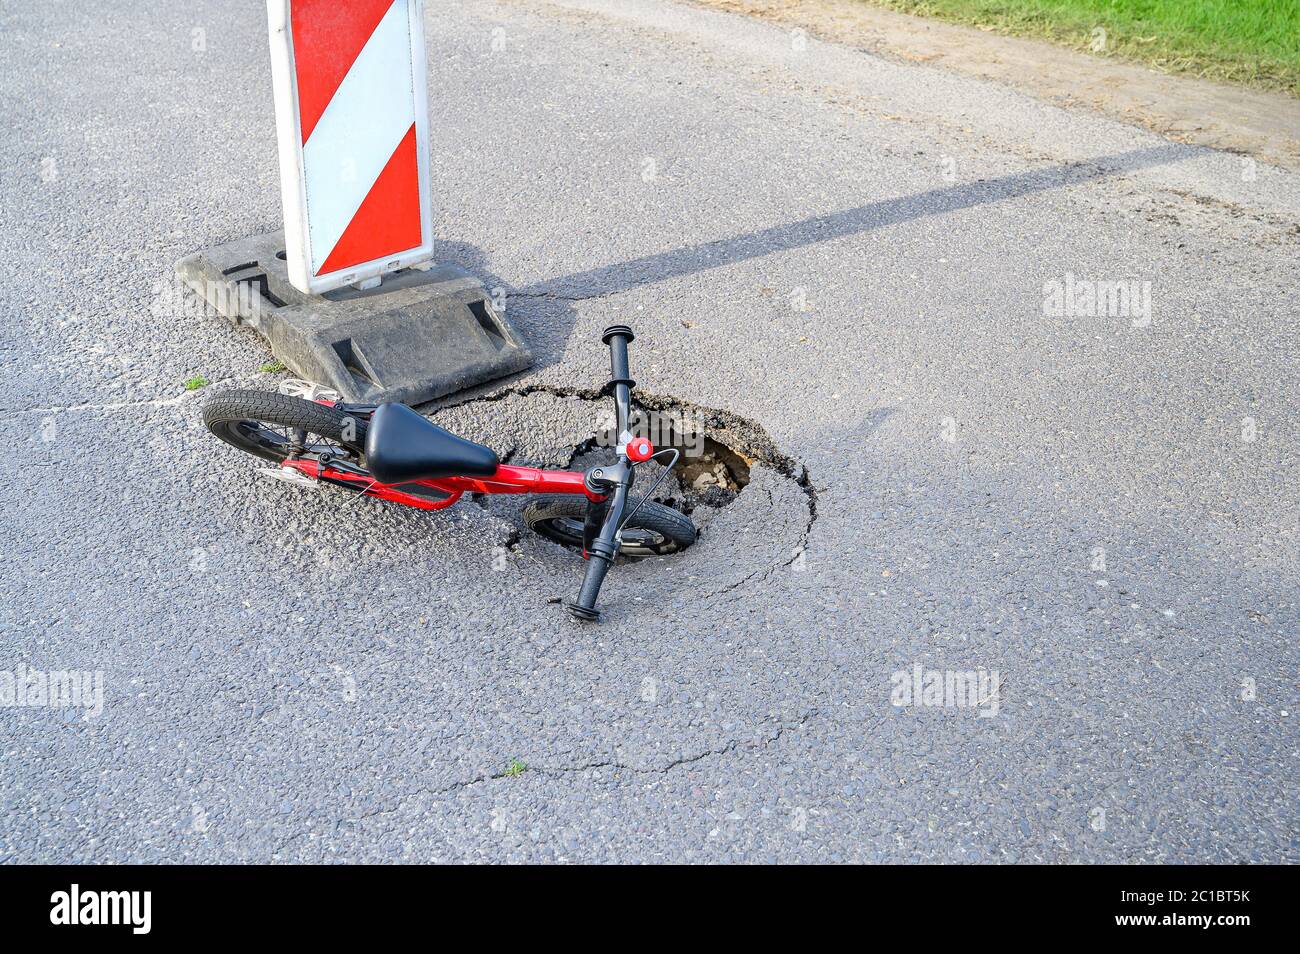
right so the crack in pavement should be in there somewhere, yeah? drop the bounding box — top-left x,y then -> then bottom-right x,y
2,375 -> 252,416
299,710 -> 825,843
506,288 -> 620,304
265,708 -> 900,857
269,707 -> 902,859
527,709 -> 820,778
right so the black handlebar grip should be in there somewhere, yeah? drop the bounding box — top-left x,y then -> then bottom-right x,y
566,552 -> 611,622
602,325 -> 634,383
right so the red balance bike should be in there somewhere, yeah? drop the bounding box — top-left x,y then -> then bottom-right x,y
204,325 -> 696,621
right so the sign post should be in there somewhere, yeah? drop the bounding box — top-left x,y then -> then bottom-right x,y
175,0 -> 531,405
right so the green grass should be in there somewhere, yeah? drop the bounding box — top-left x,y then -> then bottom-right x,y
860,0 -> 1300,95
183,375 -> 210,391
258,360 -> 287,374
501,759 -> 528,778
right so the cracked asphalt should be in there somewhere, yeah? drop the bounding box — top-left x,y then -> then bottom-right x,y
1,0 -> 1296,863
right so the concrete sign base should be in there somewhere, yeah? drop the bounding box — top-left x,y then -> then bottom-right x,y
176,231 -> 531,405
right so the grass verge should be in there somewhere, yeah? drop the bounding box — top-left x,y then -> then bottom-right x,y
858,0 -> 1300,95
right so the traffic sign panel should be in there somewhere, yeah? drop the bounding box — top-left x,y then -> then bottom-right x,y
267,0 -> 434,294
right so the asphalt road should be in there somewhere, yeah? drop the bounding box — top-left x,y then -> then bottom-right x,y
1,0 -> 1296,862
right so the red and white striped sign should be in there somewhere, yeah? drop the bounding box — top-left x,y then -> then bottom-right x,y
267,0 -> 433,294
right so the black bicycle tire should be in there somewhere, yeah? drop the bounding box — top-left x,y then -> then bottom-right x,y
523,496 -> 697,556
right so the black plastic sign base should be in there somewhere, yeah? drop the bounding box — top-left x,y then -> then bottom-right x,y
176,231 -> 531,405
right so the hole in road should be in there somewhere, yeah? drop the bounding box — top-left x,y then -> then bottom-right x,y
571,433 -> 748,517
429,386 -> 814,559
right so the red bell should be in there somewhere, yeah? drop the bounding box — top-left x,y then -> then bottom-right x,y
627,437 -> 654,462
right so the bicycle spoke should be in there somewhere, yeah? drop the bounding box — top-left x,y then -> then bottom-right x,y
235,420 -> 360,463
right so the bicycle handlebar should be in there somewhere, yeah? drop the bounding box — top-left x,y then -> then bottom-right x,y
602,324 -> 634,383
601,324 -> 635,442
565,325 -> 639,622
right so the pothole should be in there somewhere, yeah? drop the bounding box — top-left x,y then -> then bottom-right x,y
570,433 -> 748,518
428,386 -> 815,564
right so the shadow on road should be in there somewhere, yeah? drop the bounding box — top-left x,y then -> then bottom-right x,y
436,143 -> 1197,373
523,144 -> 1198,300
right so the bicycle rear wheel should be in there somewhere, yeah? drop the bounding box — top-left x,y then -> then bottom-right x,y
203,390 -> 366,465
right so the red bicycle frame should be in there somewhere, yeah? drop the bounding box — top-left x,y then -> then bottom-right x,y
276,396 -> 602,510
210,324 -> 664,621
279,456 -> 603,511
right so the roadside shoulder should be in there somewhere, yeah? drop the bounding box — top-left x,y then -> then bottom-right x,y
688,0 -> 1300,172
